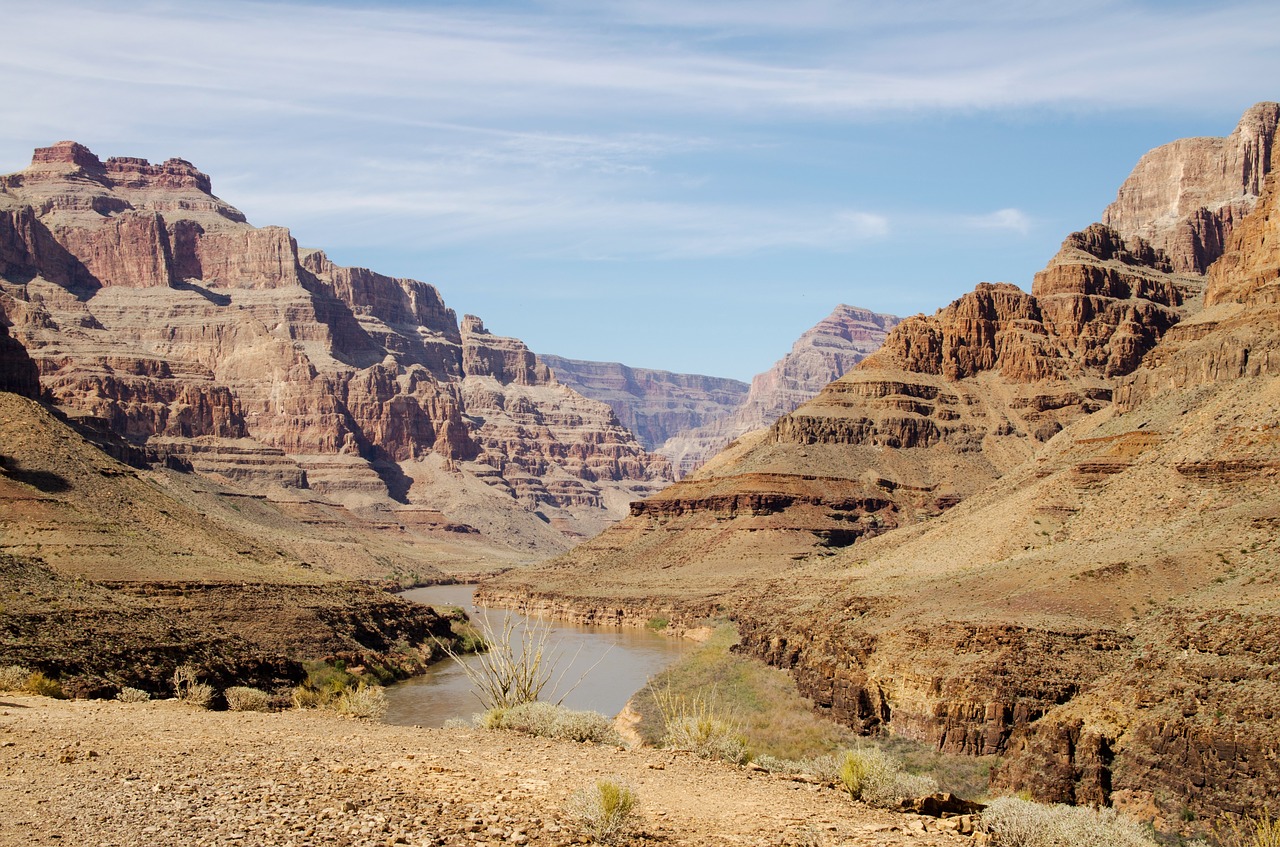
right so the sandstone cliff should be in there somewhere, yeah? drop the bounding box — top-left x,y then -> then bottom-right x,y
0,141 -> 670,555
536,354 -> 749,452
1103,102 -> 1279,272
657,305 -> 900,476
485,104 -> 1280,818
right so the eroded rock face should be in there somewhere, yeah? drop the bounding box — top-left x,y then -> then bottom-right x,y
657,305 -> 900,476
487,104 -> 1280,818
1103,102 -> 1279,273
0,142 -> 669,551
537,354 -> 750,452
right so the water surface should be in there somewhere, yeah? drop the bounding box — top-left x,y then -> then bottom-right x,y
383,585 -> 688,727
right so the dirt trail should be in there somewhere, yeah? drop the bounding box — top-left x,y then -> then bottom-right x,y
0,695 -> 970,847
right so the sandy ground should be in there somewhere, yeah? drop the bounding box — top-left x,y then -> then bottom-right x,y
0,695 -> 973,847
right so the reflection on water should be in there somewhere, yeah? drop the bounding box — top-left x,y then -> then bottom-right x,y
383,585 -> 689,727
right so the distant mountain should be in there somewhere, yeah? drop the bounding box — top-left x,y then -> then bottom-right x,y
536,355 -> 749,452
485,103 -> 1280,819
0,141 -> 671,557
653,305 -> 900,477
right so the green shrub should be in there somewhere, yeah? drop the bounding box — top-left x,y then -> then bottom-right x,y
23,671 -> 65,699
224,686 -> 272,712
479,701 -> 622,745
172,665 -> 214,708
334,682 -> 387,719
837,747 -> 937,808
0,665 -> 32,691
565,778 -> 638,845
981,796 -> 1156,847
115,687 -> 150,703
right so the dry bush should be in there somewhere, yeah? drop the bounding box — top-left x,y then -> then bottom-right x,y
445,611 -> 602,711
334,683 -> 387,719
115,687 -> 150,703
0,665 -> 32,691
981,796 -> 1155,847
838,747 -> 937,808
649,683 -> 749,764
224,686 -> 272,712
171,665 -> 214,708
565,778 -> 638,845
291,685 -> 324,710
480,701 -> 622,745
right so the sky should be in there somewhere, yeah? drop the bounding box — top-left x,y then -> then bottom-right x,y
2,1 -> 1279,381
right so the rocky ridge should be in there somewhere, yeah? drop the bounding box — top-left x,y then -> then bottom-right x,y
658,304 -> 900,476
0,141 -> 670,555
485,104 -> 1280,818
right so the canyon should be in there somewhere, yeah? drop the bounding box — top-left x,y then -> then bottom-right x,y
485,102 -> 1280,820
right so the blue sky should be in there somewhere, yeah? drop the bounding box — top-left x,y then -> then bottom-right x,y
2,1 -> 1278,381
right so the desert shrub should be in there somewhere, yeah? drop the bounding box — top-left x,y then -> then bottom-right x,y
334,682 -> 388,719
23,671 -> 65,699
445,612 -> 602,711
172,665 -> 214,708
442,717 -> 472,730
837,747 -> 937,808
1215,810 -> 1280,847
565,778 -> 638,845
0,665 -> 32,691
224,686 -> 272,712
480,701 -> 622,745
981,796 -> 1155,847
115,687 -> 150,703
650,684 -> 749,764
291,685 -> 323,710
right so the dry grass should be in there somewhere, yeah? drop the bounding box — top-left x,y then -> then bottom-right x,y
0,665 -> 30,691
1214,810 -> 1280,847
631,624 -> 854,762
333,683 -> 388,719
224,686 -> 272,712
836,747 -> 937,808
479,701 -> 622,745
565,778 -> 638,845
171,665 -> 214,708
114,687 -> 150,703
981,796 -> 1155,847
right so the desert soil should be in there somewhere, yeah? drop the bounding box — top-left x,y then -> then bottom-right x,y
0,695 -> 972,847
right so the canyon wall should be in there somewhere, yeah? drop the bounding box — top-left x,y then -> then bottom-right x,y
0,141 -> 670,555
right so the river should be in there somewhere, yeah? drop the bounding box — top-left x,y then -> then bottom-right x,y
383,585 -> 690,727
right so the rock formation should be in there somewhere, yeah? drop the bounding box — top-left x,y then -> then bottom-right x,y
536,355 -> 750,452
1103,102 -> 1279,272
485,104 -> 1280,818
657,305 -> 900,476
0,141 -> 670,554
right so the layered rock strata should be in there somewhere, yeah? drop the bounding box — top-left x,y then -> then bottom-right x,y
658,305 -> 900,476
0,141 -> 669,553
536,354 -> 749,452
1103,102 -> 1279,272
487,104 -> 1280,818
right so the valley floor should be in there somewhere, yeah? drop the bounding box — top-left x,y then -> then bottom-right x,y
0,695 -> 971,847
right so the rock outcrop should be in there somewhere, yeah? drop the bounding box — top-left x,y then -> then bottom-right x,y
657,305 -> 900,476
1103,102 -> 1279,272
0,142 -> 670,554
486,104 -> 1280,819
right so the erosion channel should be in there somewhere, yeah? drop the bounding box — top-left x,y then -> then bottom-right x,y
384,585 -> 690,727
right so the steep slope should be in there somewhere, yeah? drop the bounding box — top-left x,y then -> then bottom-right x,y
484,104 -> 1280,817
658,305 -> 900,476
0,142 -> 669,555
536,355 -> 749,452
0,391 -> 461,695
